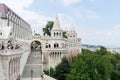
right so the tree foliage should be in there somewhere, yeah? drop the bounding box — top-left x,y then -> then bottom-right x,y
54,57 -> 71,80
66,47 -> 120,80
66,48 -> 113,80
42,21 -> 54,36
62,31 -> 68,38
44,46 -> 120,80
44,67 -> 55,77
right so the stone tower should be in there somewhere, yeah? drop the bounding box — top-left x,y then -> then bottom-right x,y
51,15 -> 63,38
66,25 -> 77,41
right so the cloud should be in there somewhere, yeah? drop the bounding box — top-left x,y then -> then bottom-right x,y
58,13 -> 75,29
0,0 -> 53,34
0,0 -> 34,9
86,10 -> 101,19
62,0 -> 82,7
78,24 -> 120,47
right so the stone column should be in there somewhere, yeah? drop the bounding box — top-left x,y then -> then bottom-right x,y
54,53 -> 55,65
13,59 -> 15,80
56,53 -> 58,65
51,53 -> 53,66
18,58 -> 20,77
58,52 -> 60,63
16,58 -> 20,80
9,60 -> 12,80
11,60 -> 13,80
14,60 -> 17,79
1,56 -> 10,80
49,52 -> 51,67
16,59 -> 18,78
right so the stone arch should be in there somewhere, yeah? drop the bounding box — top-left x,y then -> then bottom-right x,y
56,32 -> 58,36
54,42 -> 59,48
0,41 -> 4,50
54,32 -> 55,36
45,43 -> 48,48
31,40 -> 42,51
48,44 -> 51,48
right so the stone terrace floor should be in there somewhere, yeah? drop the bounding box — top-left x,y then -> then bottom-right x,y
21,74 -> 57,80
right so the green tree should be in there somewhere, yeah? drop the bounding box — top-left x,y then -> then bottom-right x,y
62,31 -> 68,38
55,56 -> 71,80
66,49 -> 113,80
111,53 -> 120,80
44,67 -> 55,77
111,70 -> 120,80
42,21 -> 54,36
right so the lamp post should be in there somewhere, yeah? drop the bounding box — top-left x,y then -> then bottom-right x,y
30,69 -> 33,80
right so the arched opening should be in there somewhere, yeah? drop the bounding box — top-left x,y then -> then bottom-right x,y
49,44 -> 51,48
0,41 -> 4,50
54,42 -> 59,48
46,43 -> 48,48
57,32 -> 58,36
54,32 -> 55,37
31,41 -> 41,51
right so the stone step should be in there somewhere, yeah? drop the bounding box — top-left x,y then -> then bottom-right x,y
21,74 -> 57,80
22,64 -> 43,78
22,51 -> 43,78
26,52 -> 42,64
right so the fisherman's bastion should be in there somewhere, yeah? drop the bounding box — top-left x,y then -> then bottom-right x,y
0,4 -> 81,80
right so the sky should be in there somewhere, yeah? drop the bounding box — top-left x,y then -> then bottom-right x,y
0,0 -> 120,47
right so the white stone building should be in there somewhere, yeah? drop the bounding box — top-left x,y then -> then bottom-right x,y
35,15 -> 82,68
0,3 -> 81,80
0,4 -> 32,80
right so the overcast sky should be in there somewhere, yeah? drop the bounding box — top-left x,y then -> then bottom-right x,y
0,0 -> 120,47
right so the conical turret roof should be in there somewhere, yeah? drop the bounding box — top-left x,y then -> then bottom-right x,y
52,15 -> 62,31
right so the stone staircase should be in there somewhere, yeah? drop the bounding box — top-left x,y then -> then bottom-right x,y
22,64 -> 42,78
22,51 -> 43,78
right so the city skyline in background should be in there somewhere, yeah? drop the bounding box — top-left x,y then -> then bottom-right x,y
0,0 -> 120,47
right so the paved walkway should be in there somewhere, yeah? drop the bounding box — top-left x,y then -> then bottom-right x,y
21,74 -> 57,80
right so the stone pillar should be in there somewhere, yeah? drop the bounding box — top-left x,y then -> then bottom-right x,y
54,53 -> 56,65
16,59 -> 18,78
51,52 -> 53,66
16,58 -> 20,80
14,59 -> 16,79
56,53 -> 58,65
54,52 -> 55,65
11,60 -> 13,80
1,57 -> 10,80
13,59 -> 15,80
18,58 -> 20,77
49,53 -> 51,67
58,52 -> 60,63
9,60 -> 12,80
